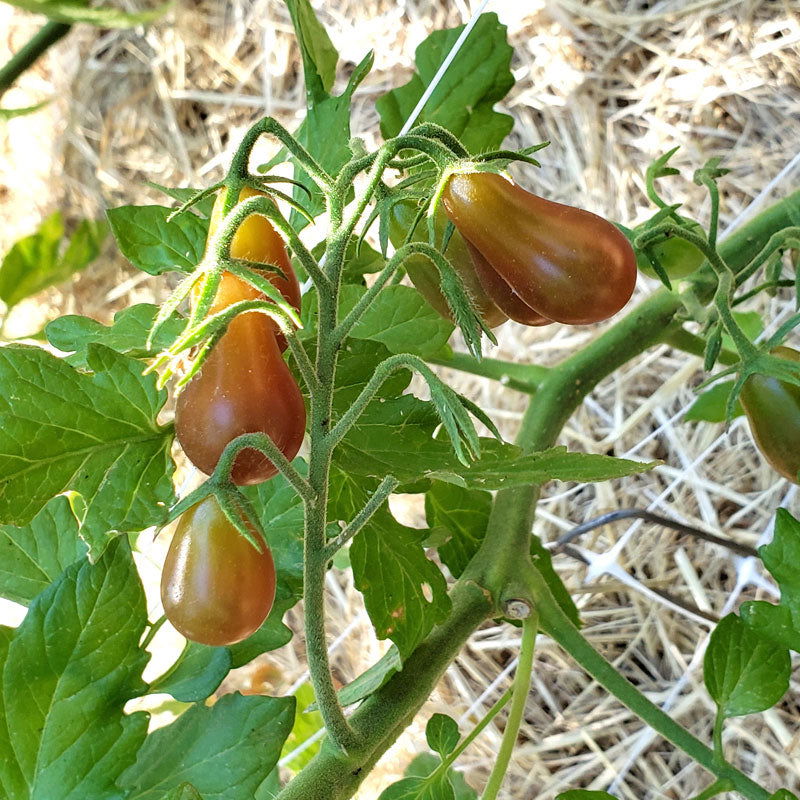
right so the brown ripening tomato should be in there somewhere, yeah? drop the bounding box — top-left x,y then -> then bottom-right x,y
205,185 -> 301,351
161,495 -> 276,646
740,346 -> 800,484
175,270 -> 306,484
441,172 -> 637,325
388,200 -> 508,329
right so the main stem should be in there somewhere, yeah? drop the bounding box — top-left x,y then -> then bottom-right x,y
303,252 -> 358,752
278,191 -> 800,799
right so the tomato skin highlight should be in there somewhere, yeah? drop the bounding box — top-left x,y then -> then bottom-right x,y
206,186 -> 301,351
175,281 -> 306,485
441,172 -> 637,325
161,495 -> 276,646
388,200 -> 508,329
740,346 -> 800,484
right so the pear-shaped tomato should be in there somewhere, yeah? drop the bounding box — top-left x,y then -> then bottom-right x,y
175,278 -> 306,484
161,495 -> 276,646
206,186 -> 301,350
740,346 -> 800,483
388,200 -> 508,329
441,172 -> 637,325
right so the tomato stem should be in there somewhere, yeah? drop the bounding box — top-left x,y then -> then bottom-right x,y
480,611 -> 539,800
0,20 -> 71,100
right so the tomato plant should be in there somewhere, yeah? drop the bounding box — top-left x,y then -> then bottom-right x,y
740,346 -> 800,483
2,5 -> 799,800
161,494 -> 276,646
441,171 -> 637,325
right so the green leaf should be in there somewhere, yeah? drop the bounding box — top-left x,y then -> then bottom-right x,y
426,714 -> 460,757
333,339 -> 412,411
161,784 -> 204,800
768,792 -> 800,800
284,0 -> 338,102
119,693 -> 295,800
0,344 -> 176,557
46,304 -> 185,367
405,754 -> 476,799
425,482 -> 491,578
685,380 -> 744,423
740,602 -> 800,652
0,213 -> 107,309
336,644 -> 401,708
377,13 -> 514,153
0,539 -> 149,800
352,506 -> 450,657
0,494 -> 86,605
704,613 -> 790,718
337,413 -> 657,489
147,183 -> 216,217
280,683 -> 324,772
741,508 -> 800,652
556,792 -> 619,800
349,285 -> 454,360
3,0 -> 170,27
378,774 -> 455,800
150,642 -> 232,703
107,205 -> 208,274
230,463 -> 307,667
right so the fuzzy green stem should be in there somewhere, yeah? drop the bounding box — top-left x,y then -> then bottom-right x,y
481,612 -> 539,800
0,21 -> 71,99
324,475 -> 399,558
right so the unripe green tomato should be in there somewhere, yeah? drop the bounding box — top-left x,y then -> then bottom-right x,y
388,200 -> 508,329
740,346 -> 800,484
636,217 -> 706,279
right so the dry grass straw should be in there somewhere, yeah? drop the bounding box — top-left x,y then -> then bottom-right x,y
2,0 -> 800,797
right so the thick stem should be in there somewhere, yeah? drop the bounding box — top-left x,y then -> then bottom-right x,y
277,580 -> 493,800
0,21 -> 71,99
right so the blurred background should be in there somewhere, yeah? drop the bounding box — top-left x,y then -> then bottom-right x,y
2,0 -> 799,797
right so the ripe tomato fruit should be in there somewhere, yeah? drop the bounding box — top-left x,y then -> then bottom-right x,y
740,346 -> 800,484
389,200 -> 508,329
161,495 -> 276,646
441,172 -> 637,325
175,276 -> 306,484
206,185 -> 301,351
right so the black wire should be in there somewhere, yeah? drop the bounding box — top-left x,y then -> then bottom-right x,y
551,508 -> 760,625
553,508 -> 758,559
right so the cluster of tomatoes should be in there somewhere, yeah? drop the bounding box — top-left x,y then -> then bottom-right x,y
398,171 -> 638,332
161,187 -> 306,647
